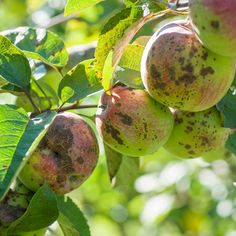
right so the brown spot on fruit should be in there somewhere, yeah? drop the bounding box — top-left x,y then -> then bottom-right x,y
105,124 -> 124,145
150,64 -> 161,80
201,52 -> 208,60
211,21 -> 220,29
200,67 -> 214,77
185,144 -> 191,149
115,112 -> 133,126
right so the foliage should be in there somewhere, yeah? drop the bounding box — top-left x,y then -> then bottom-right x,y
0,0 -> 236,236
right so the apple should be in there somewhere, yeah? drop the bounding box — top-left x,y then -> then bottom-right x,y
96,86 -> 174,156
19,112 -> 99,194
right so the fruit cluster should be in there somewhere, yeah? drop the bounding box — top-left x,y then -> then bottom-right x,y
96,0 -> 236,159
17,0 -> 236,198
2,0 -> 236,233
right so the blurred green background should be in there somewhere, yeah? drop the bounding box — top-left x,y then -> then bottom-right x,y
1,0 -> 236,235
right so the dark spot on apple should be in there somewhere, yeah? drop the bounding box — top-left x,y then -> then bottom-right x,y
188,150 -> 195,155
201,52 -> 208,60
105,124 -> 124,145
179,74 -> 196,85
168,67 -> 176,81
182,63 -> 194,73
69,175 -> 80,182
200,67 -> 214,77
150,64 -> 161,80
154,82 -> 166,90
189,44 -> 198,58
211,21 -> 219,29
178,57 -> 185,65
76,156 -> 84,164
115,112 -> 133,126
56,175 -> 66,184
175,117 -> 183,124
185,144 -> 191,149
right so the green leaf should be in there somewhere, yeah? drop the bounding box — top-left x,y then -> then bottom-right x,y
119,44 -> 144,71
64,0 -> 103,16
94,7 -> 143,81
58,59 -> 102,103
104,144 -> 139,190
0,83 -> 25,95
1,27 -> 69,67
115,67 -> 143,89
114,156 -> 139,193
0,110 -> 56,200
217,87 -> 236,128
0,105 -> 28,180
57,196 -> 91,236
124,0 -> 167,10
123,0 -> 139,6
102,51 -> 115,91
225,132 -> 236,155
0,35 -> 31,89
8,184 -> 58,233
104,144 -> 122,182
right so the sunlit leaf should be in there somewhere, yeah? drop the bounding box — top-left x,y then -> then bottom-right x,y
95,7 -> 143,81
115,67 -> 143,88
0,35 -> 31,89
114,156 -> 140,193
102,51 -> 115,92
2,27 -> 69,67
0,109 -> 56,200
57,196 -> 91,236
58,59 -> 102,103
104,144 -> 122,182
119,44 -> 144,71
64,0 -> 104,16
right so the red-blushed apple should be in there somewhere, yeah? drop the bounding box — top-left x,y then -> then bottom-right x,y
96,86 -> 174,156
190,0 -> 236,57
19,112 -> 99,195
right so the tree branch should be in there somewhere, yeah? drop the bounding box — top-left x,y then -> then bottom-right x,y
24,90 -> 41,113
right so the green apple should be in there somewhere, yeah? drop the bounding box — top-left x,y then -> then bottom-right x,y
164,107 -> 230,158
141,20 -> 236,111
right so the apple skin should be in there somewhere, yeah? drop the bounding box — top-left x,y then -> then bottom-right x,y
96,86 -> 174,157
19,112 -> 99,195
190,0 -> 236,57
164,107 -> 230,158
141,20 -> 236,112
0,180 -> 33,226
